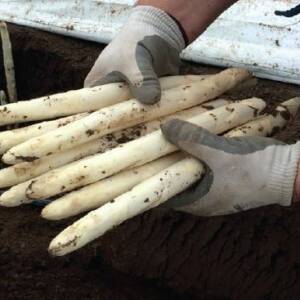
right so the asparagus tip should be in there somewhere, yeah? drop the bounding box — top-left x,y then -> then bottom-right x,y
41,206 -> 60,221
0,193 -> 20,207
48,233 -> 80,257
2,151 -> 16,164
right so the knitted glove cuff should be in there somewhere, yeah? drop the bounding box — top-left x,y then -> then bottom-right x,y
129,6 -> 186,51
268,142 -> 300,206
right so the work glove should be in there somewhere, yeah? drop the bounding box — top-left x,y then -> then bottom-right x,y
161,119 -> 300,216
84,6 -> 185,104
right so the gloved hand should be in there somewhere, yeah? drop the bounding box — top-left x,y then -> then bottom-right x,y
161,119 -> 300,216
84,6 -> 185,104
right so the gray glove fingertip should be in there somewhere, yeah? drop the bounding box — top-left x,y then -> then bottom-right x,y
130,77 -> 161,104
161,119 -> 231,162
162,119 -> 285,157
161,119 -> 190,145
163,165 -> 214,210
161,119 -> 210,147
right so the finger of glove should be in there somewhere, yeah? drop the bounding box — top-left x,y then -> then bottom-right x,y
140,36 -> 181,77
163,165 -> 214,209
84,67 -> 122,88
128,44 -> 161,104
131,35 -> 181,104
161,119 -> 229,165
85,66 -> 161,106
161,119 -> 285,163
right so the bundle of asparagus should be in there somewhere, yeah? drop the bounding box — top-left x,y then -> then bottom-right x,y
0,68 -> 298,257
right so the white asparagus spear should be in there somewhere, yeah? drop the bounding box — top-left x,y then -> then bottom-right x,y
0,100 -> 228,204
42,153 -> 185,220
0,75 -> 255,129
160,75 -> 208,87
0,84 -> 129,126
48,98 -> 297,256
41,99 -> 234,220
0,99 -> 228,187
0,140 -> 107,189
225,97 -> 300,137
0,76 -> 207,155
0,113 -> 89,154
0,22 -> 17,102
3,68 -> 251,164
0,75 -> 208,127
2,78 -> 252,160
0,98 -> 228,158
49,157 -> 204,256
163,76 -> 256,93
19,98 -> 265,202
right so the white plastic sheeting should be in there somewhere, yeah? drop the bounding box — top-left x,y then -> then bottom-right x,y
0,0 -> 299,84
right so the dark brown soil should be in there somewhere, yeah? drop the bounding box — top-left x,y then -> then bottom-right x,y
0,24 -> 300,300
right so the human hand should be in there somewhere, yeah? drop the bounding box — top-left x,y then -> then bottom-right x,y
84,6 -> 185,104
161,120 -> 300,216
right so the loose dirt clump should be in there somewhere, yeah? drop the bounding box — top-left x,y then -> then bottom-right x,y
0,24 -> 300,300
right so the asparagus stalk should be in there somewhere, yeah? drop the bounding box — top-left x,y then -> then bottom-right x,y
0,84 -> 129,126
0,140 -> 107,189
3,69 -> 251,164
49,157 -> 204,256
0,76 -> 209,155
0,99 -> 228,204
0,113 -> 88,154
8,98 -> 264,203
41,100 -> 233,220
41,153 -> 185,220
160,74 -> 208,87
225,97 -> 300,137
0,99 -> 228,187
48,98 -> 299,256
0,22 -> 17,102
0,99 -> 228,158
0,75 -> 207,126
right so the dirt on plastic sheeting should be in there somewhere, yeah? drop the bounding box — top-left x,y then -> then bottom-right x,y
0,24 -> 300,300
